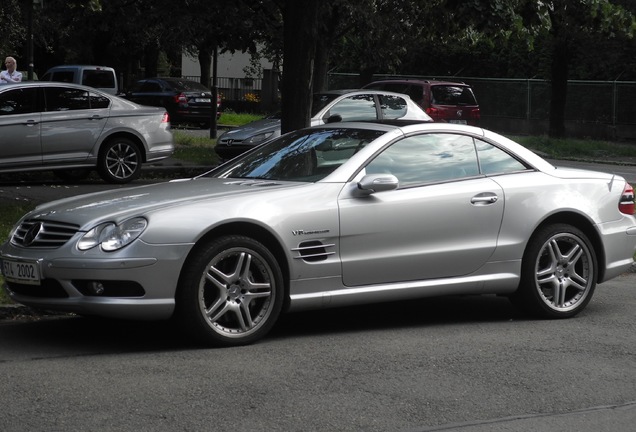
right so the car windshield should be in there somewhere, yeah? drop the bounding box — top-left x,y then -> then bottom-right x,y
212,128 -> 385,182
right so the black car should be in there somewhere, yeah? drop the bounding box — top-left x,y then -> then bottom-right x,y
124,77 -> 220,128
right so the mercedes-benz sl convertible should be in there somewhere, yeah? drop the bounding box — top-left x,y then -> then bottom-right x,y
2,122 -> 636,346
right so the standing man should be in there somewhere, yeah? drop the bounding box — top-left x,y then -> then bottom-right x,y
0,57 -> 22,84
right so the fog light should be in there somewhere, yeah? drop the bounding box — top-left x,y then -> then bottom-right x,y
89,282 -> 105,295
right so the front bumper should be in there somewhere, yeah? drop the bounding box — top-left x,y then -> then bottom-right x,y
1,240 -> 192,320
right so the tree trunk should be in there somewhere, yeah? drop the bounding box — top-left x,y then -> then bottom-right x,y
313,42 -> 329,93
144,44 -> 160,78
281,0 -> 320,134
198,48 -> 212,88
548,37 -> 569,138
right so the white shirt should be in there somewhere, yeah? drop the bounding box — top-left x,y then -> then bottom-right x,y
0,70 -> 22,84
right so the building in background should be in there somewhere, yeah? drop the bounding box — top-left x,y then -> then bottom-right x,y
181,51 -> 279,112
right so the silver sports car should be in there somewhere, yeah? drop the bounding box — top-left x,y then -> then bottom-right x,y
0,82 -> 174,183
2,122 -> 636,346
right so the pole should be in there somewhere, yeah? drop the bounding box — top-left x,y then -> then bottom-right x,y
27,0 -> 34,80
210,45 -> 219,139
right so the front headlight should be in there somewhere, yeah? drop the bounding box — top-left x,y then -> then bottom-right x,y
245,131 -> 274,145
78,217 -> 147,252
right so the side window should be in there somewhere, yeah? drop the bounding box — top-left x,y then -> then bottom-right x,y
366,133 -> 480,187
44,87 -> 90,111
327,94 -> 377,121
0,88 -> 37,115
89,92 -> 110,109
50,71 -> 74,83
379,94 -> 407,119
82,70 -> 115,89
475,139 -> 528,174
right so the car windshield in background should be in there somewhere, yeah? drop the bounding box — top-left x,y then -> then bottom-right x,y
213,128 -> 385,182
431,85 -> 478,105
311,93 -> 342,116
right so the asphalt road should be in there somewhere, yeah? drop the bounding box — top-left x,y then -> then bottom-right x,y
0,273 -> 635,431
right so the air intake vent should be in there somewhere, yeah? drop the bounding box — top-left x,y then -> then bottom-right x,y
11,220 -> 79,248
293,240 -> 335,262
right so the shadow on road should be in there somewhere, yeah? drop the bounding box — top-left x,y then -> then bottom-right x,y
1,294 -> 524,355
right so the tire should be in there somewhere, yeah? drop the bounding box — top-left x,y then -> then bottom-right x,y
175,235 -> 284,347
511,223 -> 597,318
97,138 -> 142,184
53,168 -> 92,182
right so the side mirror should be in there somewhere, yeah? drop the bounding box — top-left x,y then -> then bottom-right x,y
357,174 -> 399,195
326,114 -> 343,124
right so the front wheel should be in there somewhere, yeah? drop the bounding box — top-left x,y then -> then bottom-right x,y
511,223 -> 597,318
175,235 -> 284,346
97,138 -> 142,184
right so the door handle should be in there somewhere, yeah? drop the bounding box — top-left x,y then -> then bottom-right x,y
471,193 -> 499,205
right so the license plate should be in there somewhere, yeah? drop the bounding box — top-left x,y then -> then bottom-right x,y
195,98 -> 211,103
2,259 -> 40,285
449,120 -> 467,124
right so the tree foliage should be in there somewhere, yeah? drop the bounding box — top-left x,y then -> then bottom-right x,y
2,0 -> 636,138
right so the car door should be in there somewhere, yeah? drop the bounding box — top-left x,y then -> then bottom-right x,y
128,80 -> 165,107
0,86 -> 42,169
40,86 -> 109,164
338,132 -> 506,287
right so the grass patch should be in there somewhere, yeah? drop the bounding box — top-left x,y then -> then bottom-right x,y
169,112 -> 264,166
0,201 -> 35,304
171,130 -> 220,166
511,135 -> 636,160
219,112 -> 264,126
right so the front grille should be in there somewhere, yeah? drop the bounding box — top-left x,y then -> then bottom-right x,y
293,240 -> 335,262
11,220 -> 79,248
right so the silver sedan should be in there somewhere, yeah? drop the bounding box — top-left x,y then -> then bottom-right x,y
2,122 -> 636,346
0,82 -> 174,183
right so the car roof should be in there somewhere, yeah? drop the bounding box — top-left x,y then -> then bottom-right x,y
45,65 -> 115,71
365,79 -> 471,87
315,89 -> 424,99
142,77 -> 201,83
0,81 -> 111,92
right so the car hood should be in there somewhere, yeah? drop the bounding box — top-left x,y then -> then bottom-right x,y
26,177 -> 295,228
220,118 -> 282,140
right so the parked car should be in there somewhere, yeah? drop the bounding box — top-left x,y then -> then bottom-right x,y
41,65 -> 119,95
0,82 -> 174,183
3,121 -> 635,347
363,79 -> 480,125
124,77 -> 221,128
214,89 -> 432,159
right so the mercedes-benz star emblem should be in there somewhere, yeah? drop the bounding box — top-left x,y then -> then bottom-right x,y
23,222 -> 44,246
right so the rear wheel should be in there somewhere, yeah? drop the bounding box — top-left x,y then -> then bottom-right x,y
175,235 -> 284,346
511,223 -> 597,318
97,138 -> 142,184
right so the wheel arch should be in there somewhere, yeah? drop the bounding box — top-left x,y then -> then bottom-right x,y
99,132 -> 148,162
179,222 -> 292,310
529,211 -> 605,282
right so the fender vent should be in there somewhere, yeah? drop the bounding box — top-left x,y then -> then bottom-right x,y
293,240 -> 335,262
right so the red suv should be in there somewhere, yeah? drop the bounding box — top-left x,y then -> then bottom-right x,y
362,79 -> 480,126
